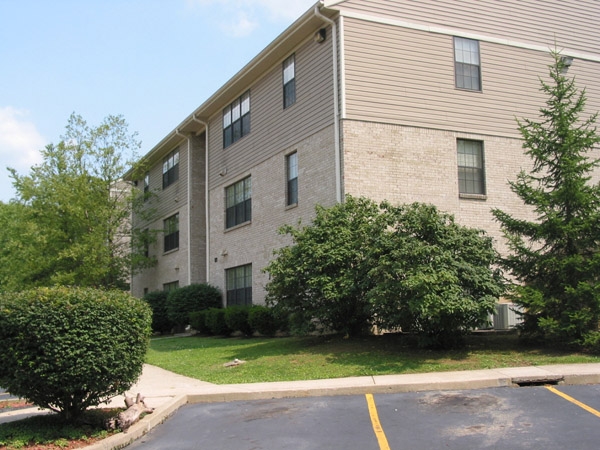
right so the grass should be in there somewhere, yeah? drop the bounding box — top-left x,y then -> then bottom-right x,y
0,409 -> 120,450
147,332 -> 600,384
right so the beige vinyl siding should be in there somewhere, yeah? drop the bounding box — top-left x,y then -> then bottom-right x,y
343,17 -> 599,139
135,141 -> 188,228
208,26 -> 334,188
334,0 -> 599,55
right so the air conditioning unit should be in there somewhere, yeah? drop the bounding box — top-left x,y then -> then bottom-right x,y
493,303 -> 524,330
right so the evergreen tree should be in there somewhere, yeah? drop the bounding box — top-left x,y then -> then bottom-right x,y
492,51 -> 600,348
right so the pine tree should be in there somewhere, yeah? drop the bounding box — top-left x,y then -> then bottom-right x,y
492,51 -> 600,349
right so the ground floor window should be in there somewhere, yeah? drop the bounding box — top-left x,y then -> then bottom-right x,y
163,281 -> 179,292
226,264 -> 252,306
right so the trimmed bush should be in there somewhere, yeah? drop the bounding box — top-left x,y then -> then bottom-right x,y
166,283 -> 222,328
205,308 -> 231,336
0,286 -> 152,423
225,306 -> 253,336
144,290 -> 174,333
248,306 -> 278,336
189,310 -> 211,335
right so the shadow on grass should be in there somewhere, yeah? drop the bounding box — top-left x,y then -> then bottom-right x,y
147,331 -> 594,380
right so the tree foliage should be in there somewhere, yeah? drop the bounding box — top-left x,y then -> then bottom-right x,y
369,203 -> 503,348
165,283 -> 222,328
0,287 -> 152,423
1,113 -> 153,291
265,196 -> 386,337
265,196 -> 504,347
492,51 -> 600,348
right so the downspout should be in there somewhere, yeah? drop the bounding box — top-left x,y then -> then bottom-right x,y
314,1 -> 343,203
190,114 -> 210,284
174,128 -> 192,285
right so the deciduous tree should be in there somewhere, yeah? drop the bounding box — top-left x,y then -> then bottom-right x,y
2,113 -> 154,290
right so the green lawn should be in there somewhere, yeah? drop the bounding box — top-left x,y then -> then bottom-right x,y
146,333 -> 600,384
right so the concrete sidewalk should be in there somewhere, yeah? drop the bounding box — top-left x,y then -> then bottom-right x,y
2,363 -> 600,449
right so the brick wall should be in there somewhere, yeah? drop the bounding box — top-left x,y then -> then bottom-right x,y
341,119 -> 540,255
208,125 -> 337,305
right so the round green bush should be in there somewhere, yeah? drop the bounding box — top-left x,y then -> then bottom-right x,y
248,306 -> 278,336
189,310 -> 211,335
205,308 -> 231,336
166,283 -> 222,328
0,286 -> 152,422
144,290 -> 174,333
225,306 -> 253,336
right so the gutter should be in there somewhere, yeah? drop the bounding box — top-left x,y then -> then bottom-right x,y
314,1 -> 343,203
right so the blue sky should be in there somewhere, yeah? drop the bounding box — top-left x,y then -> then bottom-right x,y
0,0 -> 316,202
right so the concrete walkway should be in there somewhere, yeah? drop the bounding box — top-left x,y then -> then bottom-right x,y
2,363 -> 600,449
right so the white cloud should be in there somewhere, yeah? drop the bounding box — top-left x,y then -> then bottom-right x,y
0,107 -> 45,200
249,0 -> 316,21
221,11 -> 259,37
0,107 -> 45,170
186,0 -> 316,36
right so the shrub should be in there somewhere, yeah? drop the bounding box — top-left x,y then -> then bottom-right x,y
0,286 -> 152,423
189,310 -> 211,335
205,308 -> 231,336
225,306 -> 253,336
265,196 -> 504,347
248,306 -> 279,336
369,203 -> 504,349
166,283 -> 222,328
144,290 -> 174,333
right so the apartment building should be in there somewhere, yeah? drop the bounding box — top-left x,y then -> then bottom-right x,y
129,0 -> 600,305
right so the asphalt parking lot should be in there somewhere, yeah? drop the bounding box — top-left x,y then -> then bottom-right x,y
127,384 -> 600,449
0,388 -> 18,402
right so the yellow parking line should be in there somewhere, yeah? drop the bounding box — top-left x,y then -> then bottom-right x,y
365,394 -> 391,450
545,385 -> 600,419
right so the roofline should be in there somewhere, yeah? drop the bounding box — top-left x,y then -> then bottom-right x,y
126,1 -> 339,178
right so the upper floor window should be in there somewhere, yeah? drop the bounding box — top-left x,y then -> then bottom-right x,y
225,177 -> 252,229
143,172 -> 150,201
164,213 -> 179,252
223,91 -> 251,148
226,264 -> 252,306
457,139 -> 485,195
162,150 -> 179,189
142,228 -> 150,258
454,37 -> 481,91
283,54 -> 296,108
286,152 -> 298,206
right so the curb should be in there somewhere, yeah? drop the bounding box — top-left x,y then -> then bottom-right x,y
90,366 -> 600,449
3,364 -> 600,449
83,395 -> 187,450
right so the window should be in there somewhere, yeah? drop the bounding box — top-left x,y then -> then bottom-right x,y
142,228 -> 150,258
164,213 -> 179,252
162,150 -> 179,189
225,177 -> 251,229
457,139 -> 485,195
286,152 -> 298,206
143,173 -> 150,201
163,281 -> 179,292
223,91 -> 251,148
283,54 -> 296,108
226,264 -> 252,306
454,37 -> 481,91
